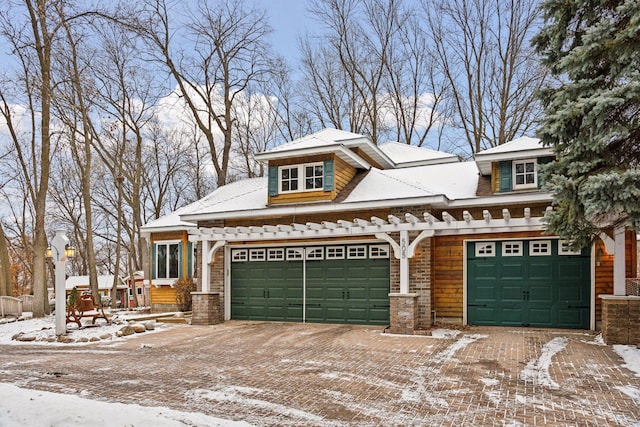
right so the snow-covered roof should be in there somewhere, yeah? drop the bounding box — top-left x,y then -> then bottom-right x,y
474,137 -> 553,175
255,128 -> 395,169
178,161 -> 481,222
378,142 -> 459,167
65,275 -> 126,291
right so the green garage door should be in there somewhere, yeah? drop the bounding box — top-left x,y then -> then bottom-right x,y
231,248 -> 303,322
230,244 -> 390,325
467,239 -> 590,329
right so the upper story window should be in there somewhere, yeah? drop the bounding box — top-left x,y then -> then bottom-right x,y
513,159 -> 537,189
279,162 -> 324,193
156,242 -> 180,279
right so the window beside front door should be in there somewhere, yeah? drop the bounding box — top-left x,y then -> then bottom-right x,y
513,159 -> 537,189
156,242 -> 180,279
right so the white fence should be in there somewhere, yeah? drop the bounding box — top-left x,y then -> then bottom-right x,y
0,296 -> 23,317
18,295 -> 34,312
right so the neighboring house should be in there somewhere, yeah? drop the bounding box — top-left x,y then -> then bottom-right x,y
124,271 -> 147,308
65,275 -> 127,306
141,128 -> 636,332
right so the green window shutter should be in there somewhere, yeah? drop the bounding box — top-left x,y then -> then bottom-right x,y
537,156 -> 554,189
151,243 -> 157,280
187,242 -> 193,277
499,161 -> 512,193
268,166 -> 278,196
323,159 -> 334,191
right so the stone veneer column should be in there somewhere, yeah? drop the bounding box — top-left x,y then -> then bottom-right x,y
191,292 -> 221,325
600,295 -> 640,345
388,293 -> 419,334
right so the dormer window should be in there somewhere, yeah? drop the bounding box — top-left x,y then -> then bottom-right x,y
279,162 -> 324,193
513,159 -> 537,190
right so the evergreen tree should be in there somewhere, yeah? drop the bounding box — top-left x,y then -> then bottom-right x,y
533,0 -> 640,248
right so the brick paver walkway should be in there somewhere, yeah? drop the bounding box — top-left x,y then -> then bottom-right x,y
1,322 -> 639,426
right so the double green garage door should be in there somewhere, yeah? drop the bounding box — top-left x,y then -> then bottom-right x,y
231,244 -> 390,325
467,239 -> 591,329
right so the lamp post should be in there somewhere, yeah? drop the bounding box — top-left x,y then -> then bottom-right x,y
47,230 -> 75,336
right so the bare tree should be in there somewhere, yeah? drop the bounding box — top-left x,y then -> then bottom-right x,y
424,0 -> 545,153
125,0 -> 274,187
0,0 -> 68,316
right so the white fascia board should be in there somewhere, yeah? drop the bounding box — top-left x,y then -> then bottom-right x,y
180,195 -> 450,222
475,148 -> 554,175
254,144 -> 371,169
139,224 -> 193,234
446,191 -> 553,208
394,156 -> 462,168
341,138 -> 396,169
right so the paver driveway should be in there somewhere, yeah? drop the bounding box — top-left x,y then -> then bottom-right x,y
1,321 -> 639,426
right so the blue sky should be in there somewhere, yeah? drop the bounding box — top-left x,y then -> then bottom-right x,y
261,0 -> 312,64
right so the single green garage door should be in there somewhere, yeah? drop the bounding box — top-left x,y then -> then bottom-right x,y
467,239 -> 590,329
230,244 -> 390,325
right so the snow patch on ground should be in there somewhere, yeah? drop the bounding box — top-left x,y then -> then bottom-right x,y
189,386 -> 327,425
402,333 -> 487,402
582,333 -> 606,346
0,383 -> 253,427
0,313 -> 171,346
613,345 -> 640,378
614,385 -> 640,402
520,336 -> 568,388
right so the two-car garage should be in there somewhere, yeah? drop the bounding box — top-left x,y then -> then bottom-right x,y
230,243 -> 391,325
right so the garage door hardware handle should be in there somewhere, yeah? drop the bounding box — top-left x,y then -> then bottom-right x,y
522,291 -> 530,301
342,291 -> 350,299
263,290 -> 270,298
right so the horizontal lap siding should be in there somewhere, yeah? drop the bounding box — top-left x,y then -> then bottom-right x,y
150,286 -> 178,305
334,157 -> 356,195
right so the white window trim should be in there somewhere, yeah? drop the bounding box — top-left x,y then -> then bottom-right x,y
326,246 -> 345,259
155,240 -> 181,280
286,248 -> 304,260
475,242 -> 496,257
502,241 -> 523,257
267,248 -> 285,261
231,249 -> 248,262
306,247 -> 324,260
513,158 -> 538,190
278,162 -> 324,194
249,249 -> 266,261
559,240 -> 582,255
347,245 -> 367,259
529,240 -> 552,256
369,244 -> 390,259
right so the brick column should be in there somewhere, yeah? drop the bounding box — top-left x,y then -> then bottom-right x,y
389,293 -> 419,334
600,295 -> 640,345
191,292 -> 221,325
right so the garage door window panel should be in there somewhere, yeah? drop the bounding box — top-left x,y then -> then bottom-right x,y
348,246 -> 367,259
529,240 -> 552,256
232,249 -> 248,262
502,242 -> 523,256
326,246 -> 345,259
369,245 -> 390,259
267,248 -> 285,261
475,242 -> 495,257
306,247 -> 324,260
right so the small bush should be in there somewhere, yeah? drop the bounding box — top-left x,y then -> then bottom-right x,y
174,277 -> 196,312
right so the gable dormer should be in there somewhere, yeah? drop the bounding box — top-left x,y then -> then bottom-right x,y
255,129 -> 394,205
474,137 -> 554,194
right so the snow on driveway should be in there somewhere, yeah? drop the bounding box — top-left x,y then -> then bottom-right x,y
520,336 -> 568,388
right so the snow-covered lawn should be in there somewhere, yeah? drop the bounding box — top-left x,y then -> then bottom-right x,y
0,383 -> 253,427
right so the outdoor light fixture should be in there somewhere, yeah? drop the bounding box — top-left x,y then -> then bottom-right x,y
64,244 -> 76,259
46,246 -> 53,259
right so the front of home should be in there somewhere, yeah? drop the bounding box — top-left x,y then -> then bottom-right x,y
141,128 -> 636,333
